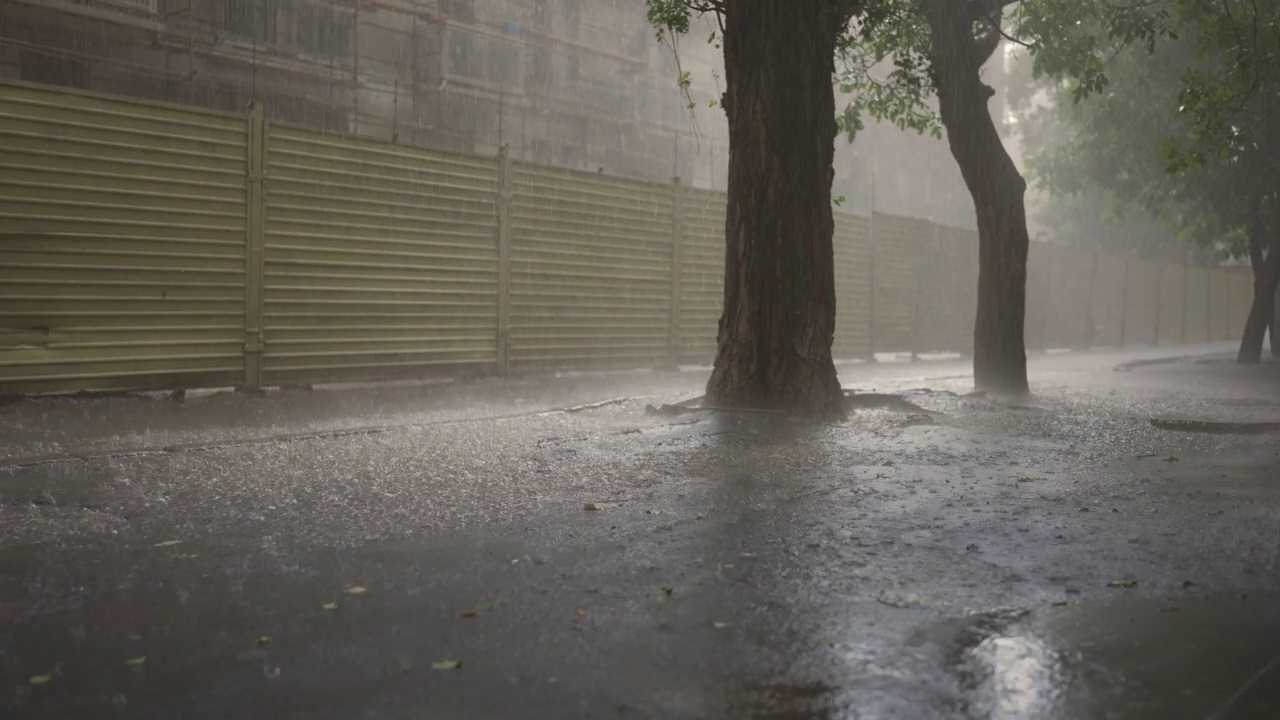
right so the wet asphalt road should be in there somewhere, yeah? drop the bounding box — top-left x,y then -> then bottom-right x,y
2,344 -> 1280,719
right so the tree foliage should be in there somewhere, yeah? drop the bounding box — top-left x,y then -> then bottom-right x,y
1024,1 -> 1280,260
833,0 -> 1175,141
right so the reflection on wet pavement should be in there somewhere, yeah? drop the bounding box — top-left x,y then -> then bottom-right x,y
969,634 -> 1063,719
919,594 -> 1280,720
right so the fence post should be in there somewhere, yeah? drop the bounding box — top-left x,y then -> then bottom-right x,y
1207,270 -> 1214,341
866,211 -> 877,361
496,145 -> 513,376
911,223 -> 935,361
1119,259 -> 1129,347
1221,271 -> 1228,340
1181,262 -> 1190,344
1035,246 -> 1052,351
1082,249 -> 1098,349
1153,264 -> 1162,345
669,177 -> 684,368
242,103 -> 267,390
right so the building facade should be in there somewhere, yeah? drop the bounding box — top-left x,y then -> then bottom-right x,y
1,0 -> 989,223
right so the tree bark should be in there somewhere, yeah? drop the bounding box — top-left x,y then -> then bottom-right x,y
923,0 -> 1029,395
1237,212 -> 1279,364
1271,286 -> 1280,358
705,1 -> 845,416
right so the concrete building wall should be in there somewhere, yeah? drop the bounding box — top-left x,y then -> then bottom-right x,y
0,0 -> 993,225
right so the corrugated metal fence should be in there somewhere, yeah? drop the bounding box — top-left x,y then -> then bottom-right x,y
0,82 -> 1257,395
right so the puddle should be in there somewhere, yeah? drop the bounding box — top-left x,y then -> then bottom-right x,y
922,594 -> 1280,719
1150,418 -> 1280,435
845,393 -> 932,413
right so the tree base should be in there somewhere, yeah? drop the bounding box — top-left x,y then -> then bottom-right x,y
705,350 -> 845,419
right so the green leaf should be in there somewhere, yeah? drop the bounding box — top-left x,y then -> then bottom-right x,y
432,659 -> 462,671
125,656 -> 147,667
29,674 -> 52,685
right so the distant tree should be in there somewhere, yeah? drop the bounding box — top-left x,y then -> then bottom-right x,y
837,0 -> 1171,393
1003,54 -> 1184,258
1023,1 -> 1280,362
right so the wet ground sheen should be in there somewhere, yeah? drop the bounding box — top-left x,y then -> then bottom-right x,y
2,344 -> 1278,719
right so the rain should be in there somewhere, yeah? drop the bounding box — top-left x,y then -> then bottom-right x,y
2,1 -> 1280,718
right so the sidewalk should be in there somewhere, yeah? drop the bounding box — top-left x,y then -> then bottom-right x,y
3,341 -> 1279,719
0,342 -> 1250,466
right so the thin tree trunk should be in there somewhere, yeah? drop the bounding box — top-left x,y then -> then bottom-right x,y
705,0 -> 844,416
1239,250 -> 1280,364
1238,209 -> 1277,364
1271,285 -> 1280,358
923,0 -> 1029,394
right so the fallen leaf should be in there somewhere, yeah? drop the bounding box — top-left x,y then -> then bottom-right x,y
323,601 -> 339,611
584,502 -> 621,511
152,540 -> 182,548
346,586 -> 368,595
125,656 -> 147,667
459,610 -> 477,619
1107,579 -> 1139,589
713,621 -> 728,629
646,508 -> 662,515
575,608 -> 586,617
432,659 -> 462,671
29,675 -> 52,685
258,636 -> 271,645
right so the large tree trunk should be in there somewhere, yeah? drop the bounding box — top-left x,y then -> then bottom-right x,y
705,1 -> 845,416
923,0 -> 1030,395
1237,214 -> 1279,364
